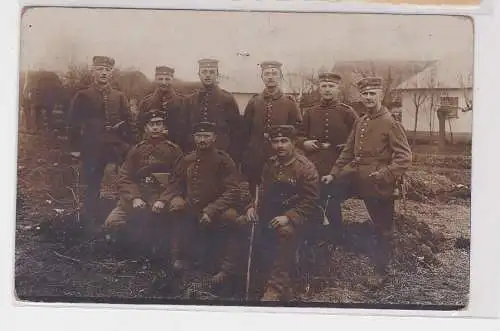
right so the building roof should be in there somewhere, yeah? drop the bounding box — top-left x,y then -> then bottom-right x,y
218,59 -> 432,96
394,57 -> 473,90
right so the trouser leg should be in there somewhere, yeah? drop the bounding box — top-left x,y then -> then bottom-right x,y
218,210 -> 250,277
168,210 -> 195,264
148,211 -> 171,262
263,226 -> 299,301
249,224 -> 275,301
364,197 -> 395,274
322,179 -> 352,245
104,200 -> 129,228
82,159 -> 106,221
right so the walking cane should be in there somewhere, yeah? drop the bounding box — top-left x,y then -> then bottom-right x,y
69,154 -> 81,225
245,185 -> 259,301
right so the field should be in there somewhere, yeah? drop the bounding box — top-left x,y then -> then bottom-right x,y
14,132 -> 471,309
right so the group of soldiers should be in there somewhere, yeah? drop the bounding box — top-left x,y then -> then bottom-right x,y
67,55 -> 412,302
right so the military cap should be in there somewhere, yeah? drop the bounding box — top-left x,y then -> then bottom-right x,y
260,60 -> 283,71
155,66 -> 175,76
192,121 -> 217,134
142,108 -> 166,125
357,76 -> 383,93
268,125 -> 296,139
92,56 -> 115,67
318,72 -> 342,84
198,58 -> 219,69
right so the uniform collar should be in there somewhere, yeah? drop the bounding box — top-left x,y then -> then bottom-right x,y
196,146 -> 217,157
263,88 -> 283,100
200,84 -> 218,94
154,87 -> 174,99
92,82 -> 112,95
144,132 -> 168,144
319,99 -> 339,109
274,152 -> 297,167
366,106 -> 389,119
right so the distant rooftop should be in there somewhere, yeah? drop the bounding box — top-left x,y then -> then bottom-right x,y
394,57 -> 473,90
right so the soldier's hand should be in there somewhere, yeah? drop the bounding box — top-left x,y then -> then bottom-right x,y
235,214 -> 250,225
303,140 -> 320,152
132,198 -> 146,209
276,224 -> 295,239
70,152 -> 81,159
199,213 -> 212,225
169,196 -> 187,212
152,201 -> 165,214
321,175 -> 335,184
246,207 -> 257,223
369,171 -> 384,181
270,215 -> 290,229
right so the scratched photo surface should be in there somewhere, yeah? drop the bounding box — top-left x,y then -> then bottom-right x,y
16,8 -> 473,309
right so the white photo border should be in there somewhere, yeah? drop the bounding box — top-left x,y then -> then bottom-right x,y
4,0 -> 500,326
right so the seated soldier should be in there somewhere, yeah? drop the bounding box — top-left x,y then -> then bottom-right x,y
157,121 -> 251,288
103,109 -> 183,262
245,125 -> 320,302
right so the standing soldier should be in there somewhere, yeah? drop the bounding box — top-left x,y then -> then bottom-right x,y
158,122 -> 250,287
103,109 -> 183,262
297,72 -> 358,244
68,55 -> 133,225
137,66 -> 188,150
241,61 -> 302,195
246,125 -> 320,302
321,77 -> 412,287
184,59 -> 242,163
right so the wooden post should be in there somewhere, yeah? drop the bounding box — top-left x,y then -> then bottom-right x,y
437,106 -> 449,151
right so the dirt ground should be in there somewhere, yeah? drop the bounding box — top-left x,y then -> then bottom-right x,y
14,133 -> 471,309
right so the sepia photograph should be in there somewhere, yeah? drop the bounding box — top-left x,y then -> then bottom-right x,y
15,7 -> 473,309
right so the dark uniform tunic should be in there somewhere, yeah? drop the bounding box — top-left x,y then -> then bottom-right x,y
116,135 -> 183,209
184,86 -> 242,163
159,148 -> 248,274
137,89 -> 189,150
104,134 -> 183,256
326,107 -> 412,271
241,89 -> 302,193
68,83 -> 133,216
251,152 -> 320,301
298,100 -> 358,176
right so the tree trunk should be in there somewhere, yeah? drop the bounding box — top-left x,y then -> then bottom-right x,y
412,108 -> 419,147
448,119 -> 454,144
438,115 -> 446,151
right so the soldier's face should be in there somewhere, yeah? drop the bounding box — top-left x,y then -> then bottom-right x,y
319,81 -> 341,101
271,136 -> 294,158
198,67 -> 218,86
360,89 -> 383,110
145,119 -> 166,135
194,132 -> 216,150
155,74 -> 173,90
261,68 -> 282,88
92,65 -> 113,84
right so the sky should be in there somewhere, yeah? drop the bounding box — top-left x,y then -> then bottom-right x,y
19,7 -> 474,81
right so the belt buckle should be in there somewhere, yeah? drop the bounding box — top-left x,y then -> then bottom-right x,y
143,176 -> 155,184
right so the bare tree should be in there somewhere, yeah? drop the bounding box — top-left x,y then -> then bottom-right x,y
457,72 -> 473,112
409,89 -> 429,147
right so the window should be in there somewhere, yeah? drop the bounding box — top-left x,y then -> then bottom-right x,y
440,96 -> 459,119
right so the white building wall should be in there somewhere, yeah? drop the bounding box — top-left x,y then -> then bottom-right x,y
399,88 -> 472,139
233,93 -> 253,115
